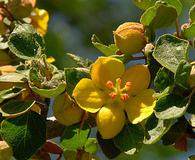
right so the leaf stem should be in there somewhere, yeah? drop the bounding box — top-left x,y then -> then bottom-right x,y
175,18 -> 181,37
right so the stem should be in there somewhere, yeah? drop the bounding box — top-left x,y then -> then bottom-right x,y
175,18 -> 181,37
79,111 -> 88,131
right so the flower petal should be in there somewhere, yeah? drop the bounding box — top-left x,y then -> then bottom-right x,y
122,64 -> 150,96
96,104 -> 126,139
72,78 -> 106,113
91,57 -> 125,89
125,89 -> 156,124
31,8 -> 49,36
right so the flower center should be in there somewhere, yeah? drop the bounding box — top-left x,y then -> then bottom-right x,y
105,78 -> 132,101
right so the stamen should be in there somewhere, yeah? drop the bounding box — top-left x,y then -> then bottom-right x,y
120,93 -> 129,101
116,78 -> 122,85
125,82 -> 132,91
109,92 -> 117,99
106,80 -> 114,89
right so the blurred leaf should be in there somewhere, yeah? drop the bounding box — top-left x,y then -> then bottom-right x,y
153,34 -> 189,73
189,5 -> 195,22
63,150 -> 77,160
65,68 -> 90,95
140,2 -> 177,30
92,34 -> 118,56
155,94 -> 189,119
60,124 -> 91,151
113,124 -> 144,152
0,87 -> 25,103
133,0 -> 156,10
1,111 -> 46,160
0,100 -> 35,117
66,53 -> 92,68
97,132 -> 121,159
174,60 -> 191,89
144,114 -> 172,144
154,67 -> 174,91
8,24 -> 45,60
84,138 -> 98,154
183,22 -> 195,38
188,155 -> 195,160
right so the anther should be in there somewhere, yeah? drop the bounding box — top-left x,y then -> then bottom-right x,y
120,93 -> 129,101
106,80 -> 114,89
125,81 -> 132,91
109,92 -> 117,99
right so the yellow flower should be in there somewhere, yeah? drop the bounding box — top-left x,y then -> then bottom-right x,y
30,8 -> 49,36
73,57 -> 156,139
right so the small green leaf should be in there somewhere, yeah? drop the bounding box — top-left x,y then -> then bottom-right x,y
66,53 -> 92,68
60,124 -> 91,151
155,94 -> 190,119
92,34 -> 118,56
65,68 -> 90,95
0,100 -> 35,117
189,5 -> 195,22
8,24 -> 45,60
0,87 -> 25,103
140,2 -> 177,30
174,60 -> 192,89
133,0 -> 156,10
84,138 -> 98,154
1,111 -> 46,160
153,34 -> 189,73
97,132 -> 121,159
113,124 -> 144,152
163,0 -> 182,15
183,22 -> 195,39
144,114 -> 172,144
154,67 -> 174,91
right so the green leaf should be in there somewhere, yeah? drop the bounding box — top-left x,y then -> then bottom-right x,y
113,124 -> 144,152
144,114 -> 172,144
84,138 -> 98,154
66,53 -> 92,68
154,67 -> 174,91
0,87 -> 25,103
140,2 -> 178,30
65,68 -> 90,95
8,24 -> 45,60
155,94 -> 190,119
97,132 -> 121,159
0,73 -> 27,83
174,60 -> 192,89
183,22 -> 195,39
133,0 -> 156,10
187,96 -> 195,114
29,82 -> 66,98
1,111 -> 46,160
91,34 -> 118,56
189,5 -> 195,22
0,100 -> 35,117
133,0 -> 182,15
153,34 -> 189,73
60,124 -> 91,151
63,150 -> 77,160
162,117 -> 189,145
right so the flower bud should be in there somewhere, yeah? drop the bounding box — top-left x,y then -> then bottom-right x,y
113,22 -> 146,54
0,141 -> 13,160
53,93 -> 84,126
189,65 -> 195,88
6,0 -> 36,19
